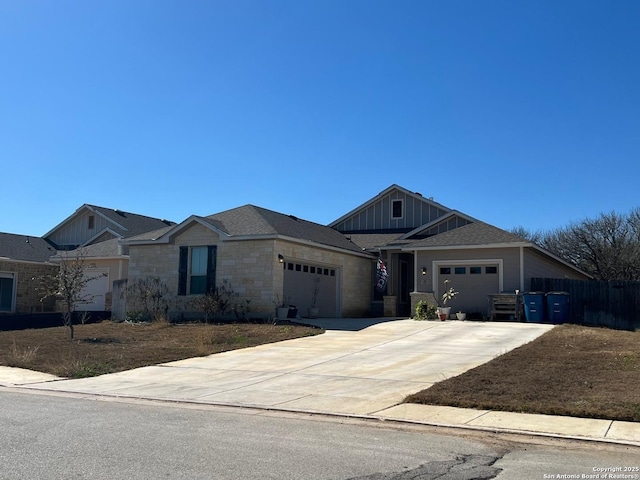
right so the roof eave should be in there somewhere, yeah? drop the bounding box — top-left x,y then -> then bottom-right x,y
401,242 -> 533,251
121,216 -> 230,245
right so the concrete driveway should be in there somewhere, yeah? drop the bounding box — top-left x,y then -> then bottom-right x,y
23,320 -> 553,416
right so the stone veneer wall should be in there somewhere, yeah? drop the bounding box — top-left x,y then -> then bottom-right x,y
0,261 -> 58,314
127,222 -> 374,319
127,223 -> 280,318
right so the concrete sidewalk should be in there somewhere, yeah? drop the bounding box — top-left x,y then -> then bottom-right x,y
2,320 -> 639,446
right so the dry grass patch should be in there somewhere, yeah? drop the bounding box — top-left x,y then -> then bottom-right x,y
0,321 -> 322,378
406,324 -> 640,422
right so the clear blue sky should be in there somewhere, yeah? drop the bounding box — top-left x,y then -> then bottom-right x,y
2,1 -> 639,237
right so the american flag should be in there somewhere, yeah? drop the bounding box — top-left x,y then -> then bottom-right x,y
375,257 -> 388,293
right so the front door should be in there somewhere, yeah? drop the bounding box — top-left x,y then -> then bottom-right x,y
398,256 -> 413,317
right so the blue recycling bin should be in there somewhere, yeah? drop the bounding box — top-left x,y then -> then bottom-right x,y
523,292 -> 546,323
546,292 -> 570,324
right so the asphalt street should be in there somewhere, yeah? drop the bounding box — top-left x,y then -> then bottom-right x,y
1,391 -> 638,480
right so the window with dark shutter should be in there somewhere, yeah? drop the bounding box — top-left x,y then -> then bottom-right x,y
189,247 -> 208,294
178,245 -> 217,295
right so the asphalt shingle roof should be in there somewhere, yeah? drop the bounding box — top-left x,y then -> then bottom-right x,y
86,205 -> 176,238
405,221 -> 528,248
346,233 -> 408,250
205,205 -> 367,254
0,232 -> 56,262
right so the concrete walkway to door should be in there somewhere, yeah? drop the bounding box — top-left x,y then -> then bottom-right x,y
15,320 -> 552,416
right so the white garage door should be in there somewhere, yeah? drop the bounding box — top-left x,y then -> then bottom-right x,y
78,268 -> 109,311
283,261 -> 338,318
437,264 -> 500,315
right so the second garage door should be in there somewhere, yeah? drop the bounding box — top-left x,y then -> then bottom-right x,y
437,264 -> 500,315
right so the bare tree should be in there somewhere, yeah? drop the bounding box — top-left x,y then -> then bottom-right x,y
513,208 -> 640,281
35,249 -> 107,339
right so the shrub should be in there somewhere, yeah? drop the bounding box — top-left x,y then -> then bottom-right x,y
192,281 -> 250,322
125,277 -> 172,322
414,300 -> 438,320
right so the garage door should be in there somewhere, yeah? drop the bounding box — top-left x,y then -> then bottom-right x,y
283,261 -> 338,318
78,268 -> 109,311
437,264 -> 499,315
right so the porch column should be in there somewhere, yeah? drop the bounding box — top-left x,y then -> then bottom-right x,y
413,249 -> 419,292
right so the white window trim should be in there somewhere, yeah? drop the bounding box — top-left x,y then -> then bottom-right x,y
391,199 -> 404,220
432,259 -> 504,299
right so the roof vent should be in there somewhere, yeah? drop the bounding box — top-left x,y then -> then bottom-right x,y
114,209 -> 126,217
288,215 -> 299,221
415,191 -> 422,196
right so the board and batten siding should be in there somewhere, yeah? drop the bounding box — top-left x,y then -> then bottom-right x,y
421,216 -> 472,236
333,191 -> 448,232
47,210 -> 114,247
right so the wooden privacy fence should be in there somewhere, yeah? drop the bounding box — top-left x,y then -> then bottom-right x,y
111,279 -> 128,322
530,278 -> 640,330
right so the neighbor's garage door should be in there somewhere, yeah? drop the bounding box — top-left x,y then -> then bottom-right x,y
437,264 -> 499,315
78,268 -> 110,311
283,261 -> 338,318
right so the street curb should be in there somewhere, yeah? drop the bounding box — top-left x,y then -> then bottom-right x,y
4,384 -> 640,449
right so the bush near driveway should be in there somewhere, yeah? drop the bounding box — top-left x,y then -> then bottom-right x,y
0,321 -> 322,379
405,324 -> 640,422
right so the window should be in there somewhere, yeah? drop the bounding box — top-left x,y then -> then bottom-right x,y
439,267 -> 451,275
470,267 -> 482,274
486,266 -> 498,274
455,267 -> 466,274
0,274 -> 14,312
189,247 -> 208,294
178,246 -> 217,295
88,215 -> 95,230
392,199 -> 403,219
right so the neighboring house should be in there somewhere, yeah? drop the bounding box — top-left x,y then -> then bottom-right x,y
43,204 -> 175,250
122,205 -> 374,319
330,184 -> 591,317
0,233 -> 57,314
43,205 -> 176,312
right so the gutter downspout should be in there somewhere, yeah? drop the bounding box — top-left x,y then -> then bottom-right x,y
519,246 -> 525,291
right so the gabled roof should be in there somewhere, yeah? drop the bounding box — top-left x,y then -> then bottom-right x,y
0,232 -> 56,263
72,238 -> 124,258
402,221 -> 530,249
43,204 -> 176,241
400,210 -> 478,239
124,205 -> 370,256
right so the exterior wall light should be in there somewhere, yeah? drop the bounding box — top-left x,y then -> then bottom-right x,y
278,254 -> 284,263
421,267 -> 427,275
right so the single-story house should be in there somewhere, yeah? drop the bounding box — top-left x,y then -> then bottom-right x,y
121,205 -> 374,319
0,232 -> 58,314
120,184 -> 589,321
330,184 -> 591,317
